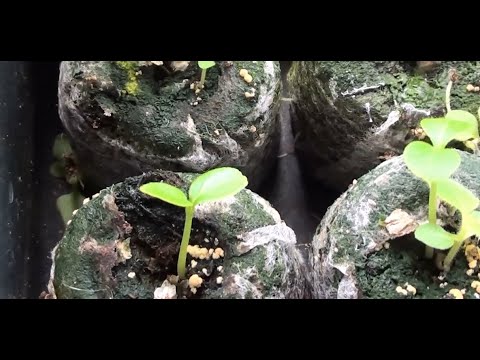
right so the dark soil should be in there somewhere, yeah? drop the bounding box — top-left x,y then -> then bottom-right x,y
112,171 -> 227,299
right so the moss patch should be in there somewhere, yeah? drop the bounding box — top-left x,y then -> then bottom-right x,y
52,169 -> 292,299
315,151 -> 480,299
355,234 -> 476,299
71,61 -> 279,158
53,188 -> 124,299
383,61 -> 480,114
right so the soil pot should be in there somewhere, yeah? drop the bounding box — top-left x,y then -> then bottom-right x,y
0,62 -> 36,298
44,170 -> 313,299
287,61 -> 480,193
58,61 -> 281,193
310,150 -> 480,299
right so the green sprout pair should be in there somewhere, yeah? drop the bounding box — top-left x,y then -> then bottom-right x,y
139,167 -> 248,280
404,75 -> 480,271
197,61 -> 216,91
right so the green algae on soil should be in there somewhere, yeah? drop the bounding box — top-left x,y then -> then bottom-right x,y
311,150 -> 480,299
58,61 -> 281,193
287,61 -> 480,193
48,169 -> 309,299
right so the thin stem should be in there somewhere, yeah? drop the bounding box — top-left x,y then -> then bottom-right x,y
177,206 -> 194,280
443,223 -> 467,271
428,181 -> 437,224
425,181 -> 438,259
443,239 -> 463,271
445,80 -> 453,113
425,246 -> 434,259
199,69 -> 206,89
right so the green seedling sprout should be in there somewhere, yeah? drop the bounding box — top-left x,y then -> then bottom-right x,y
197,61 -> 216,91
403,70 -> 480,270
139,167 -> 248,280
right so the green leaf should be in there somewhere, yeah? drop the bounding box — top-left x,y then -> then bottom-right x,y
436,178 -> 479,213
56,191 -> 85,225
414,223 -> 455,250
52,133 -> 72,160
198,61 -> 216,70
49,161 -> 66,178
403,141 -> 461,181
445,110 -> 479,140
66,172 -> 80,186
462,210 -> 480,238
420,110 -> 478,148
189,167 -> 248,206
139,182 -> 192,208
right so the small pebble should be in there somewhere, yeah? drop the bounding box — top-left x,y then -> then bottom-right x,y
202,268 -> 209,276
469,260 -> 477,269
406,284 -> 416,295
395,286 -> 408,296
128,272 -> 136,279
83,197 -> 90,205
244,74 -> 253,83
467,84 -> 475,92
216,277 -> 223,285
67,220 -> 72,226
188,274 -> 203,289
467,269 -> 475,276
217,266 -> 223,272
92,193 -> 100,199
384,242 -> 390,249
191,260 -> 198,269
72,209 -> 78,216
471,280 -> 480,289
448,289 -> 463,299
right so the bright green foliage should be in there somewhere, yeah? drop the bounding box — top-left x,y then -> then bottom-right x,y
403,107 -> 480,270
197,61 -> 216,91
139,167 -> 248,279
198,61 -> 216,70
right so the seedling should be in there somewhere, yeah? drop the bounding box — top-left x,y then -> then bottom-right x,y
50,133 -> 85,225
139,167 -> 248,279
403,70 -> 480,270
197,61 -> 216,91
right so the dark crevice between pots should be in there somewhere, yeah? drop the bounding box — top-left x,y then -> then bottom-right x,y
257,61 -> 341,256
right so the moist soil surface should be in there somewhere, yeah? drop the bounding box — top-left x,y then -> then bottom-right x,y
111,171 -> 228,299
